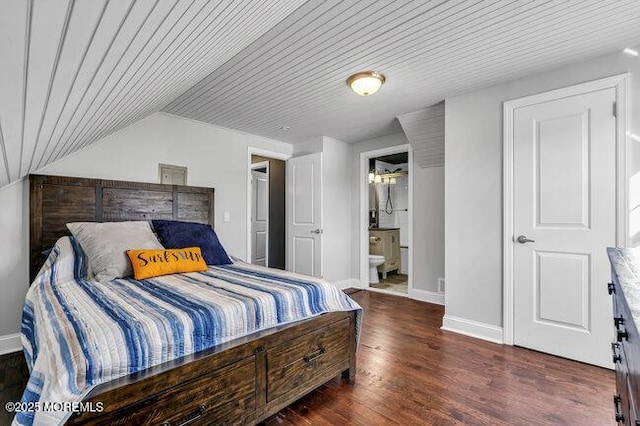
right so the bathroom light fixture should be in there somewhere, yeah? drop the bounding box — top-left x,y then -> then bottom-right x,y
368,172 -> 375,183
347,71 -> 386,96
624,47 -> 639,57
374,174 -> 382,183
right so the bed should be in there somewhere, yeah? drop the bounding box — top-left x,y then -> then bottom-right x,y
21,174 -> 360,426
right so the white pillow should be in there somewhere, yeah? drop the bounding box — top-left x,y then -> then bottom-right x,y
67,221 -> 164,281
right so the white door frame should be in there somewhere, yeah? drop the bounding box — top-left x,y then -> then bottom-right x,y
359,144 -> 413,295
246,147 -> 291,263
250,161 -> 270,265
502,73 -> 629,345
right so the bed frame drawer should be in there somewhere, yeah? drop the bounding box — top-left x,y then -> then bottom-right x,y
266,318 -> 350,402
78,356 -> 256,425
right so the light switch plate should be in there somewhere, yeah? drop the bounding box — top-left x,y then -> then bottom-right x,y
223,212 -> 231,222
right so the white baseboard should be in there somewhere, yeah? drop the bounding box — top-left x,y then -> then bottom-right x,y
0,333 -> 22,355
441,315 -> 503,344
334,278 -> 363,291
408,288 -> 444,305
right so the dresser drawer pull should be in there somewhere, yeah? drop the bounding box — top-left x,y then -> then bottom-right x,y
303,346 -> 326,363
167,404 -> 206,426
611,342 -> 622,364
614,315 -> 625,328
608,282 -> 616,295
617,329 -> 629,342
614,395 -> 624,423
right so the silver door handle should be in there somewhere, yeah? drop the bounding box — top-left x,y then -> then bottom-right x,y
311,229 -> 323,234
516,235 -> 535,244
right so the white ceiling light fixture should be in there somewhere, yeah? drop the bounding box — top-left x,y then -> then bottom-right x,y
347,71 -> 386,96
623,47 -> 639,57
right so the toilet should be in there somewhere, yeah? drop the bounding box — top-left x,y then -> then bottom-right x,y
368,255 -> 385,284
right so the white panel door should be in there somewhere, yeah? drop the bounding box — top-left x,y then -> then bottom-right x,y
513,87 -> 616,367
251,169 -> 268,267
287,153 -> 322,277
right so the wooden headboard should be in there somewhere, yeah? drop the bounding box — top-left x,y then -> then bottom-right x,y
29,174 -> 215,281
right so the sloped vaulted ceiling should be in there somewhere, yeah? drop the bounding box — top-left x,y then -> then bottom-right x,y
0,0 -> 305,188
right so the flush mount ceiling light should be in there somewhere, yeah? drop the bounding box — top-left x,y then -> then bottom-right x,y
347,71 -> 386,96
623,47 -> 639,57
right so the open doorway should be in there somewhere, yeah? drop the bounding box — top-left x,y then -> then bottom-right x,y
249,153 -> 287,269
360,145 -> 413,296
250,162 -> 269,266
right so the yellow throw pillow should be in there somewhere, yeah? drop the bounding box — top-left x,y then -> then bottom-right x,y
126,247 -> 207,280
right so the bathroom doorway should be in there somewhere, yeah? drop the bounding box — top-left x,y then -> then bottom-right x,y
360,145 -> 412,296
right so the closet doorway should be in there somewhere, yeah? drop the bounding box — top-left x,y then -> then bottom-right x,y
247,150 -> 288,270
360,145 -> 413,295
250,162 -> 269,267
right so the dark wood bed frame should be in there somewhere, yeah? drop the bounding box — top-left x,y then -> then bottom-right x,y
29,174 -> 357,426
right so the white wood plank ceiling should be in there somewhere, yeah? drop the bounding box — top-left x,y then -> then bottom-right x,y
165,0 -> 640,144
2,0 -> 640,188
398,102 -> 445,168
0,0 -> 305,187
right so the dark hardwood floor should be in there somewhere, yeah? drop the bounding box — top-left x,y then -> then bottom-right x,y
0,349 -> 28,425
265,290 -> 615,425
0,290 -> 615,425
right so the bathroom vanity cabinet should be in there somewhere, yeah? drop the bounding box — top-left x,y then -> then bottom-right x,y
369,228 -> 401,278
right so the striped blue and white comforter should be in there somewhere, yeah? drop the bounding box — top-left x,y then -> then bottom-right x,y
16,237 -> 361,426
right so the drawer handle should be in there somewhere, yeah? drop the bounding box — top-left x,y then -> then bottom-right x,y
608,282 -> 616,295
617,329 -> 629,342
303,346 -> 326,363
172,404 -> 206,426
614,315 -> 625,328
612,342 -> 622,364
614,394 -> 624,423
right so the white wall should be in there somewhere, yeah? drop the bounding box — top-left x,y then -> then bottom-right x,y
0,112 -> 292,341
350,132 -> 445,293
321,137 -> 352,283
445,49 -> 640,332
414,166 -> 444,293
0,180 -> 29,343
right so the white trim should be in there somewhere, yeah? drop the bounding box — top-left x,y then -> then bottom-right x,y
249,161 -> 270,266
364,286 -> 444,305
247,147 -> 291,162
366,286 -> 410,298
441,315 -> 503,344
246,147 -> 292,263
359,144 -> 413,294
502,73 -> 629,345
0,333 -> 21,355
333,278 -> 363,291
409,288 -> 444,305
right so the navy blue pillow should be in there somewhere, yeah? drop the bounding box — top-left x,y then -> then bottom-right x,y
151,220 -> 232,266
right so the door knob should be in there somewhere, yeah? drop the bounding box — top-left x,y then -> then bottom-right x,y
311,229 -> 323,234
516,235 -> 535,244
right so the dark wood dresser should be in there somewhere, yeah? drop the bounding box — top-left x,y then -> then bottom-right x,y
609,248 -> 640,425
